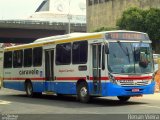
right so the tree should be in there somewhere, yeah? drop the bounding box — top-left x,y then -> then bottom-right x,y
117,7 -> 160,52
116,7 -> 147,32
145,8 -> 160,43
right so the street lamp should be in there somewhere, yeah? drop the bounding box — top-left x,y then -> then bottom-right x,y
67,0 -> 72,34
67,14 -> 72,34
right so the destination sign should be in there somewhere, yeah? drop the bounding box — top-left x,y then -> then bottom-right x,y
105,32 -> 150,41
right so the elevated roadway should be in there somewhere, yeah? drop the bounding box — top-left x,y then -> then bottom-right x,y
0,20 -> 86,43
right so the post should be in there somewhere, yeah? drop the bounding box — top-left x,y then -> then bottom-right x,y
68,0 -> 72,34
67,14 -> 72,34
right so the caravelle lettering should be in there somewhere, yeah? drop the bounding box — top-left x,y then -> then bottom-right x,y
19,69 -> 39,75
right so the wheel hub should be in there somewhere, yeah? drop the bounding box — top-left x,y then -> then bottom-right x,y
80,87 -> 87,97
27,84 -> 32,95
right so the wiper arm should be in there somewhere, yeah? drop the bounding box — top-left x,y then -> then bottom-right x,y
126,47 -> 130,63
117,42 -> 130,63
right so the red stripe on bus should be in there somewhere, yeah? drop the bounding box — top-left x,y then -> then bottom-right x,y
56,77 -> 86,80
115,76 -> 152,80
89,77 -> 109,80
3,78 -> 45,81
89,76 -> 151,81
3,76 -> 152,81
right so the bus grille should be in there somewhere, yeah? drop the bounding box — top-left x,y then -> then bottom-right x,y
116,80 -> 151,86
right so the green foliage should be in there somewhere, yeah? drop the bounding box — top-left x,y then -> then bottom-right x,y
117,7 -> 147,32
93,7 -> 160,52
145,8 -> 160,41
117,7 -> 160,50
117,8 -> 160,52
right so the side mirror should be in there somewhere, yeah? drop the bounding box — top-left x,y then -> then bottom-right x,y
105,44 -> 109,54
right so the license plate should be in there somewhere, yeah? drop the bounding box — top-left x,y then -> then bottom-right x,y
132,88 -> 139,92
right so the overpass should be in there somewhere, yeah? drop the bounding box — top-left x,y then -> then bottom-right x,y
0,19 -> 86,43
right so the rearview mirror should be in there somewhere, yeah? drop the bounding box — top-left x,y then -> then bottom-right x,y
105,44 -> 109,54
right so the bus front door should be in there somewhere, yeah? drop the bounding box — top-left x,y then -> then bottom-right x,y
45,49 -> 54,91
92,44 -> 101,94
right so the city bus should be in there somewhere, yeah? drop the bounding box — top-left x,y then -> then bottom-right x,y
3,30 -> 155,103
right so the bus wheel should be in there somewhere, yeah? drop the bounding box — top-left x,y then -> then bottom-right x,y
117,96 -> 130,102
77,82 -> 90,103
57,93 -> 64,97
25,82 -> 33,97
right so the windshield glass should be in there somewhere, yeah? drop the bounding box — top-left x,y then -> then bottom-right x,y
108,42 -> 153,74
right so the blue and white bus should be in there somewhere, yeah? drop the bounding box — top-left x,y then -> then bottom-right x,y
3,30 -> 155,103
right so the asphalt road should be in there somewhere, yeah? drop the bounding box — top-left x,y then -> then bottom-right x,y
0,88 -> 160,120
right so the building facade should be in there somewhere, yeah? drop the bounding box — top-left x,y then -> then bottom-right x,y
87,0 -> 160,32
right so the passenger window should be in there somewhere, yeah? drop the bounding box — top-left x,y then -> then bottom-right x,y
4,51 -> 12,68
24,48 -> 32,67
56,43 -> 71,65
13,50 -> 23,68
72,41 -> 88,64
33,47 -> 42,66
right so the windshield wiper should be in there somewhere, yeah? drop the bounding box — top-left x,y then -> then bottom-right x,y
126,47 -> 130,63
117,42 -> 131,63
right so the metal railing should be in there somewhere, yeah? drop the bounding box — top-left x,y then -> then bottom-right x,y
0,20 -> 86,27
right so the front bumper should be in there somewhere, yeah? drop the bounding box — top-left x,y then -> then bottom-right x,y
101,81 -> 155,96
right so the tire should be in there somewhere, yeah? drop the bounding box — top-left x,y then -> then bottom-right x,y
34,92 -> 42,97
57,93 -> 64,98
77,82 -> 90,103
117,96 -> 130,102
25,82 -> 33,97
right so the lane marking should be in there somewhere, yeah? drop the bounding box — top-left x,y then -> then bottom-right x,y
0,100 -> 11,105
140,105 -> 160,109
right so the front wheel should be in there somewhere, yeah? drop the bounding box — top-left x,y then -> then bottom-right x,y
77,82 -> 90,103
117,96 -> 130,102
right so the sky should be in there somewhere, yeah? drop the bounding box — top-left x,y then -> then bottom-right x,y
0,0 -> 86,20
0,0 -> 43,20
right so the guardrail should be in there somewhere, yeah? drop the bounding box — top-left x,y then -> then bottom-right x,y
0,20 -> 86,26
0,19 -> 86,32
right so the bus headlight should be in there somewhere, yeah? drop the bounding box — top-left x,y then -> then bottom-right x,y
108,72 -> 117,84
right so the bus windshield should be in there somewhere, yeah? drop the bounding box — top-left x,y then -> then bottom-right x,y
108,42 -> 154,74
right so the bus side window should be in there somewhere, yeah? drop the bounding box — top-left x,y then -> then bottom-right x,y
56,43 -> 71,65
72,41 -> 88,64
4,51 -> 12,68
24,48 -> 32,67
13,50 -> 23,68
33,47 -> 42,67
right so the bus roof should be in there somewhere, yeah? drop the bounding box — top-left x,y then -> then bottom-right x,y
34,33 -> 92,43
4,32 -> 103,51
4,30 -> 149,51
